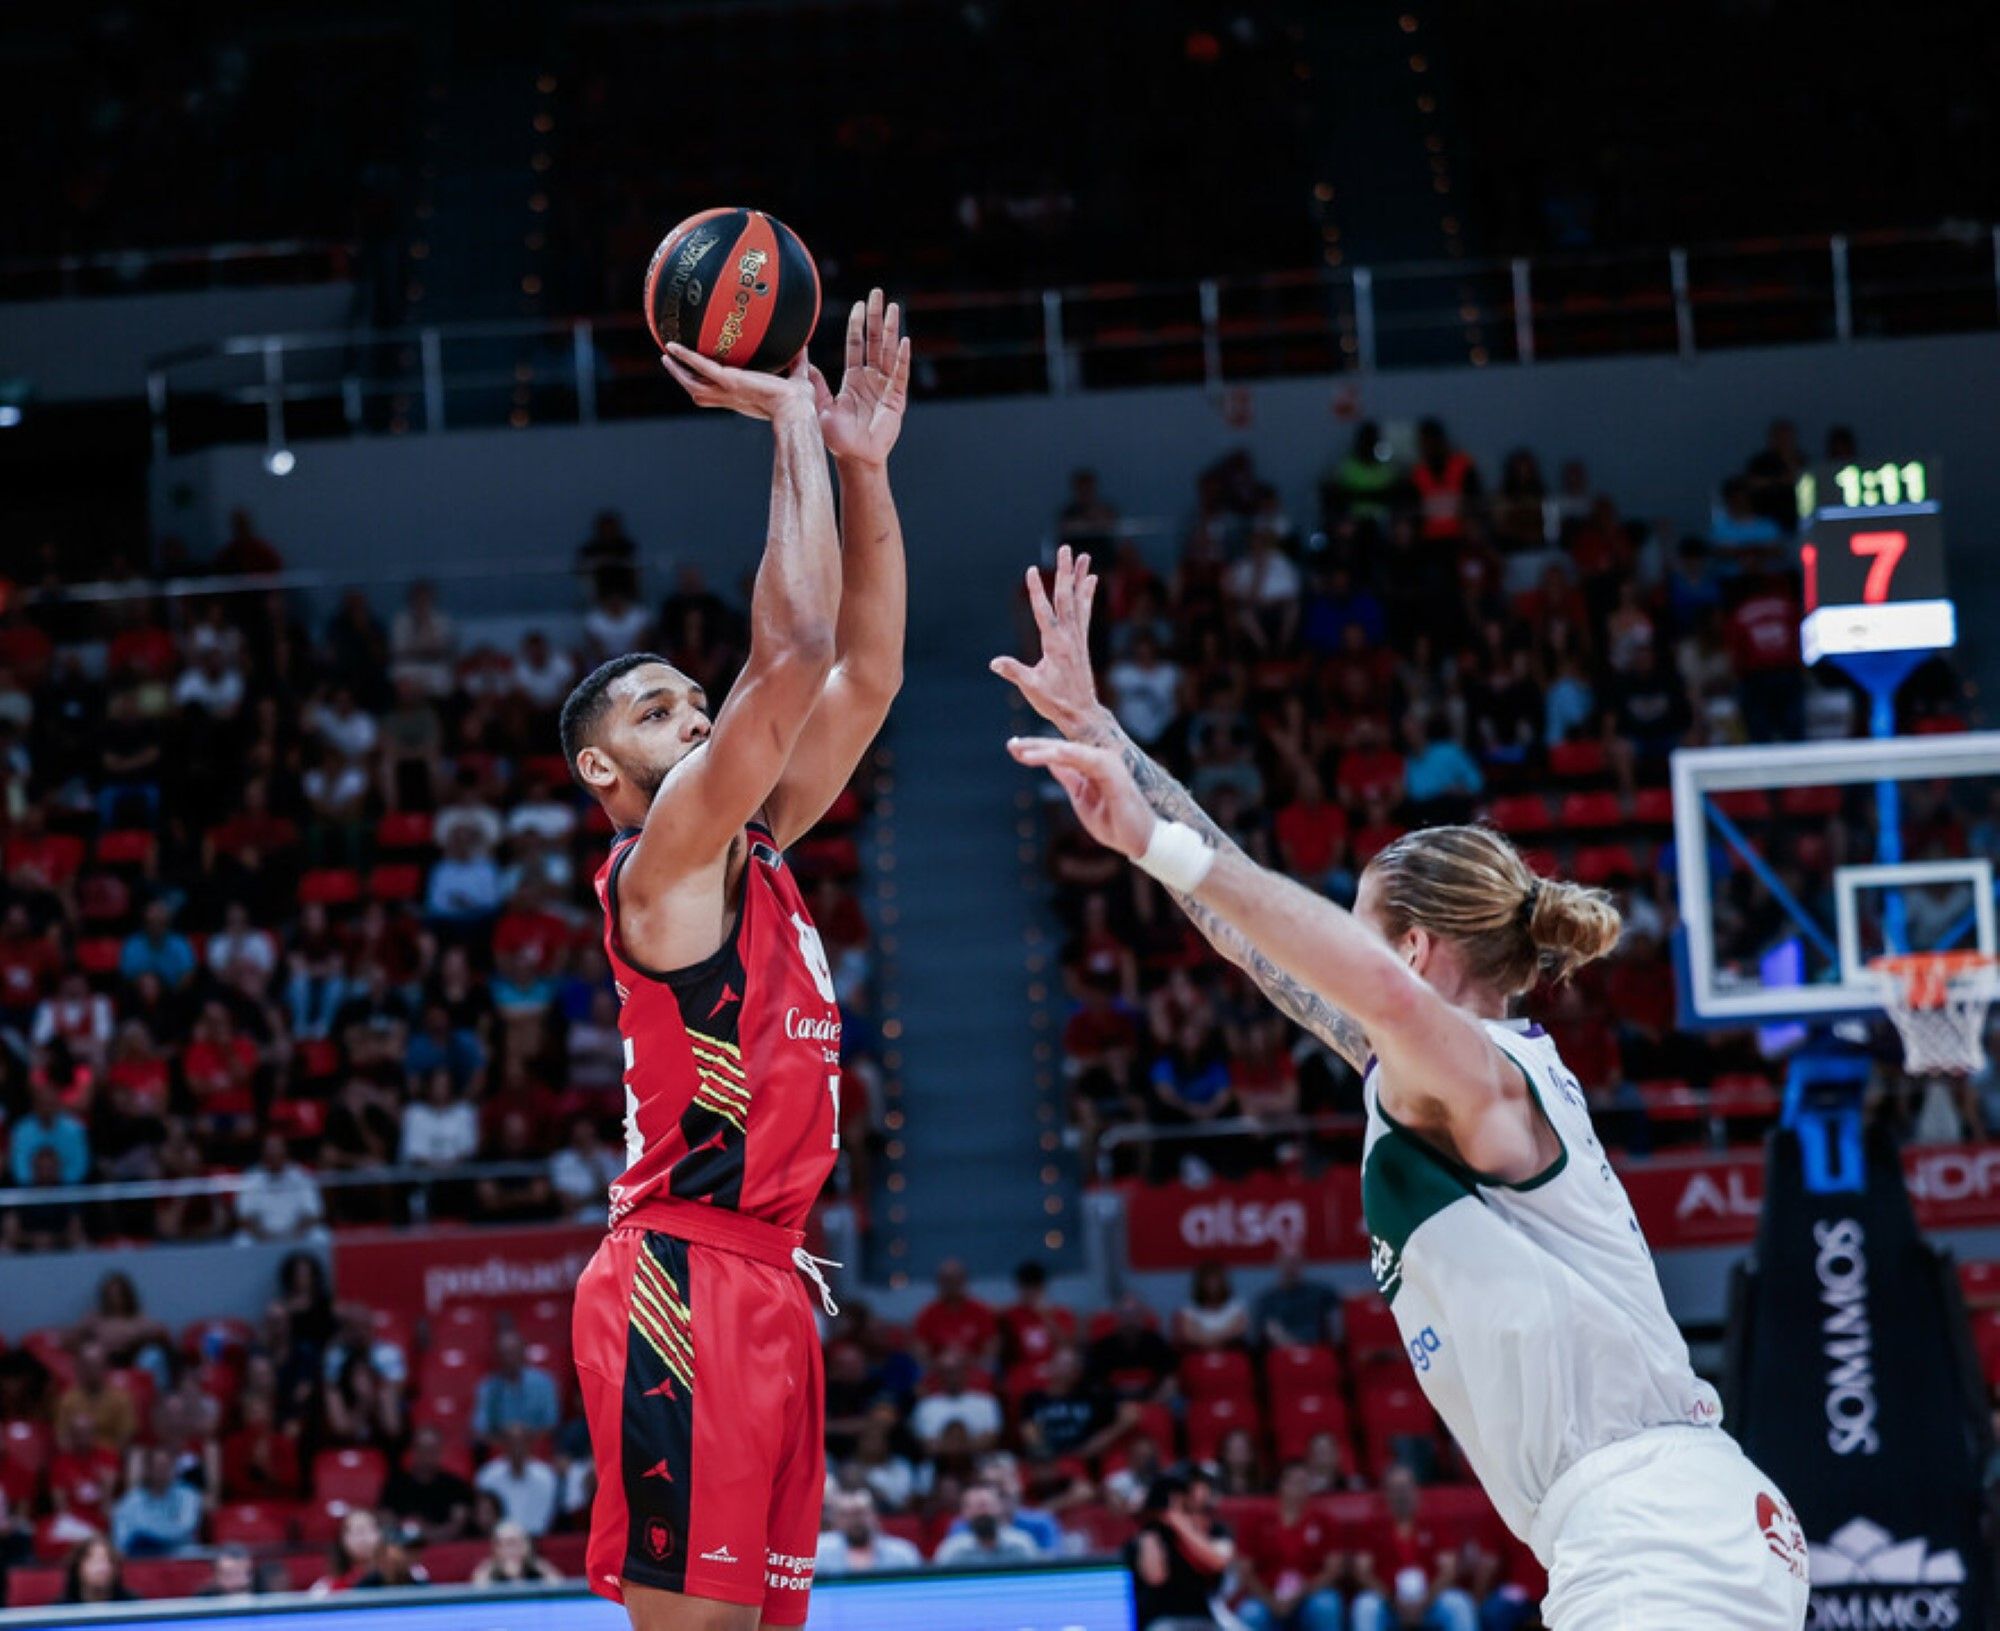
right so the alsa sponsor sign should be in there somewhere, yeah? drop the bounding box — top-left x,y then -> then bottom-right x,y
333,1223 -> 602,1324
1121,1171 -> 1364,1269
1118,1144 -> 2000,1267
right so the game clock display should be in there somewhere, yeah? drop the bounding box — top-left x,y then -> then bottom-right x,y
1795,458 -> 1955,664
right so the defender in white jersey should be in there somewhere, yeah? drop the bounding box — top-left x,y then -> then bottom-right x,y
995,547 -> 1808,1631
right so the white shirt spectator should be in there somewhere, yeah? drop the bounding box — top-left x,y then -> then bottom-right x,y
235,1163 -> 325,1240
1223,549 -> 1302,606
33,990 -> 115,1062
435,801 -> 505,857
856,1456 -> 917,1513
550,1144 -> 624,1221
909,1388 -> 1004,1448
309,702 -> 379,759
1106,658 -> 1181,746
513,645 -> 576,711
207,927 -> 279,981
174,666 -> 245,717
303,762 -> 370,811
585,601 -> 651,656
815,1528 -> 923,1575
400,1099 -> 480,1166
476,1454 -> 560,1536
506,798 -> 577,844
932,1524 -> 1040,1566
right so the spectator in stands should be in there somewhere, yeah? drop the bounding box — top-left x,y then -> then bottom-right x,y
1058,469 -> 1120,552
112,1445 -> 204,1556
59,1536 -> 135,1606
301,742 -> 372,866
196,1544 -> 264,1599
310,1507 -> 426,1595
578,511 -> 640,602
1252,1249 -> 1340,1348
1128,1471 -> 1233,1629
426,823 -> 506,929
32,973 -> 113,1075
844,1406 -> 918,1513
474,1110 -> 556,1221
1235,1460 -> 1346,1631
97,690 -> 162,829
119,901 -> 197,991
3,1145 -> 87,1248
909,1349 -> 1004,1455
378,676 -> 444,813
1088,1296 -> 1178,1402
220,1391 -> 299,1502
1214,1428 -> 1268,1498
1351,1467 -> 1478,1631
474,1329 -> 560,1439
174,641 -> 246,721
471,1519 -> 565,1586
234,1133 -> 325,1242
383,1426 -> 475,1545
1174,1263 -> 1249,1351
184,1001 -> 260,1141
815,1488 -> 923,1575
1224,511 -> 1303,654
8,1077 -> 89,1185
1106,630 -> 1182,750
1020,1341 -> 1137,1467
1402,715 -> 1483,824
1321,421 -> 1406,529
913,1259 -> 1000,1364
324,1353 -> 405,1452
511,631 -> 576,720
1103,1430 -> 1166,1516
549,1115 -> 620,1221
475,1425 -> 560,1537
208,901 -> 279,987
49,1410 -> 123,1535
390,581 -> 458,699
1000,1260 -> 1078,1367
933,1482 -> 1040,1566
400,1067 -> 480,1173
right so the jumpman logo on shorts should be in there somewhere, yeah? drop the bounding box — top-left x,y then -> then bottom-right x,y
643,1376 -> 677,1401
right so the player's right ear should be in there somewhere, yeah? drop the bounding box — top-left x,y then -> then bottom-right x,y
574,746 -> 616,794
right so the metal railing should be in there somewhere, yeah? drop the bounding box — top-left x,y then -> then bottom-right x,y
1095,1112 -> 1365,1180
144,225 -> 2000,457
0,238 -> 357,304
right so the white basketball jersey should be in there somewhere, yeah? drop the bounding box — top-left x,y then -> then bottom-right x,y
1360,1018 -> 1722,1542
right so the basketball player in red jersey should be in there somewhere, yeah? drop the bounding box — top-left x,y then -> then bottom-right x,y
560,292 -> 909,1631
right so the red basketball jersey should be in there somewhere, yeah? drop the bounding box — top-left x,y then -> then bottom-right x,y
593,819 -> 842,1233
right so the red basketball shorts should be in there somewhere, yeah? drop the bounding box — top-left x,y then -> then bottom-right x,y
573,1201 -> 826,1624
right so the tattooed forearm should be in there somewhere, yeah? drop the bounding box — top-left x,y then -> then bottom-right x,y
1073,707 -> 1371,1073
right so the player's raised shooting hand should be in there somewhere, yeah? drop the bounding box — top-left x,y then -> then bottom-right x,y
662,344 -> 818,425
989,544 -> 1102,736
813,289 -> 912,468
1008,736 -> 1153,860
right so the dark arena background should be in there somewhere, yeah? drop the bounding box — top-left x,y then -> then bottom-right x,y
1,1 -> 1998,1626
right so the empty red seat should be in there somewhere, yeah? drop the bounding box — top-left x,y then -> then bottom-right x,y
1265,1344 -> 1341,1402
877,1514 -> 931,1557
1484,795 -> 1554,835
1128,1402 -> 1178,1457
297,1039 -> 340,1080
1186,1394 -> 1261,1461
213,1501 -> 298,1549
95,829 -> 156,868
1273,1391 -> 1352,1462
1630,788 -> 1675,826
1518,847 -> 1559,878
1558,791 -> 1624,831
1573,844 -> 1643,886
1548,741 -> 1609,780
312,1447 -> 387,1508
121,1559 -> 212,1600
418,1345 -> 482,1406
1341,1294 -> 1403,1369
298,868 -> 361,906
1063,1504 -> 1136,1557
411,1390 -> 473,1442
368,863 -> 424,903
1179,1349 -> 1254,1401
75,936 -> 122,975
375,811 -> 435,851
434,1303 -> 494,1351
267,1097 -> 328,1142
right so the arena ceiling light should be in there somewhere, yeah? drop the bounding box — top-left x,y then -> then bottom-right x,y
263,447 -> 295,476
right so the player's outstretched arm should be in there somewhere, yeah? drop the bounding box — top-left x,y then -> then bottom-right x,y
761,290 -> 913,849
1008,736 -> 1543,1180
626,348 -> 840,889
992,545 -> 1371,1074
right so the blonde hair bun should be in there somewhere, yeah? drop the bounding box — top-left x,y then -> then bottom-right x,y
1527,877 -> 1622,982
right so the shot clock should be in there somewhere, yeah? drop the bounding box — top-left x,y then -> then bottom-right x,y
1795,458 -> 1955,664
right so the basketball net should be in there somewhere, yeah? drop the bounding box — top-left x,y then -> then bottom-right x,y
1868,952 -> 2000,1078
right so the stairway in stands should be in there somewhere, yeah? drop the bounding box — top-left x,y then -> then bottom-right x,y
869,650 -> 1080,1284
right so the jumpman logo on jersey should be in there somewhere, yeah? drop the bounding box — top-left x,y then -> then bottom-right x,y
642,1376 -> 677,1401
641,1459 -> 675,1482
708,984 -> 741,1020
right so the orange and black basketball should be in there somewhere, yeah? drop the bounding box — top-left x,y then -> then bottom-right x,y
643,208 -> 821,372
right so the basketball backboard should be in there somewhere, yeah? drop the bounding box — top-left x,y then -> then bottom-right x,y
1671,732 -> 2000,1026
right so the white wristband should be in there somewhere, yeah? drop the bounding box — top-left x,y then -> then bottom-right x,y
1135,819 -> 1215,895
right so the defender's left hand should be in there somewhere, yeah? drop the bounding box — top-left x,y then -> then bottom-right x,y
813,288 -> 912,467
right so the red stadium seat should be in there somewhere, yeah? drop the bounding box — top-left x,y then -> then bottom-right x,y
435,1303 -> 494,1352
19,1330 -> 75,1388
1063,1504 -> 1136,1557
516,1297 -> 571,1354
108,1366 -> 156,1423
369,863 -> 424,903
1341,1294 -> 1403,1371
1557,791 -> 1624,832
1265,1344 -> 1341,1403
1185,1394 -> 1260,1462
75,936 -> 122,975
298,868 -> 362,906
297,1039 -> 340,1080
1128,1401 -> 1178,1457
375,811 -> 435,851
878,1514 -> 931,1557
1573,844 -> 1644,886
411,1389 -> 473,1443
213,1501 -> 299,1549
2,1420 -> 52,1479
1517,847 -> 1560,878
4,1564 -> 62,1608
1710,789 -> 1773,820
418,1345 -> 483,1409
1179,1349 -> 1254,1401
1629,788 -> 1675,827
268,1096 -> 329,1142
95,829 -> 157,868
1547,741 -> 1609,781
420,1539 -> 489,1583
76,872 -> 133,924
1483,795 -> 1554,836
312,1447 -> 388,1508
1778,786 -> 1842,818
122,1558 -> 212,1600
1273,1390 -> 1352,1463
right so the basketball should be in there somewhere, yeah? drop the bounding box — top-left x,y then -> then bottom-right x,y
643,207 -> 821,372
